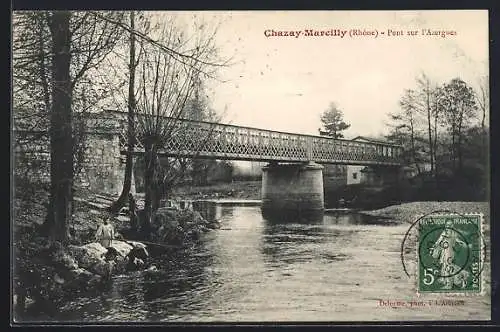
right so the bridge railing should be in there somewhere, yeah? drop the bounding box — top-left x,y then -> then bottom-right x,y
118,116 -> 403,165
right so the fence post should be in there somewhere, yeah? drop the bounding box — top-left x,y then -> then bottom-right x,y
306,136 -> 313,161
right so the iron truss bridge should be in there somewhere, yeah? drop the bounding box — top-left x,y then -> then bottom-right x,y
119,117 -> 403,166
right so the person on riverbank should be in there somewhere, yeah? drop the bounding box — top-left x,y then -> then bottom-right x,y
95,218 -> 115,248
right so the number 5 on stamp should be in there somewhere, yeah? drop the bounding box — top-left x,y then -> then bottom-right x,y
417,214 -> 484,294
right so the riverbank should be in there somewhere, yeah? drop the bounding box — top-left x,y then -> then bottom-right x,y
33,203 -> 491,322
363,201 -> 489,226
13,188 -> 218,321
171,180 -> 261,200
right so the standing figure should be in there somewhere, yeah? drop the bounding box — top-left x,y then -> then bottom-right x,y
430,220 -> 469,289
95,218 -> 115,248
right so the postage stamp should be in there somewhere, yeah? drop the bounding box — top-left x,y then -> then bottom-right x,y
417,213 -> 484,295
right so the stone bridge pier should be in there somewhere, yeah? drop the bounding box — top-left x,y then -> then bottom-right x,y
261,161 -> 324,221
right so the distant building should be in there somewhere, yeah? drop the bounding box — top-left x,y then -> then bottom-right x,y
349,136 -> 399,186
346,165 -> 364,185
322,134 -> 400,188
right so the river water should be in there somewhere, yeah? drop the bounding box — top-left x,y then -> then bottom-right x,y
53,203 -> 490,322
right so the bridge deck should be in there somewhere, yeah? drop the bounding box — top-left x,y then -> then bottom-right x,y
119,117 -> 403,166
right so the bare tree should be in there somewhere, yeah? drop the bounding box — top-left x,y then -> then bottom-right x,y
109,11 -> 139,213
13,10 -> 126,241
397,89 -> 424,174
431,85 -> 445,179
104,12 -> 228,215
415,73 -> 436,175
46,11 -> 73,241
132,15 -> 221,236
475,75 -> 489,149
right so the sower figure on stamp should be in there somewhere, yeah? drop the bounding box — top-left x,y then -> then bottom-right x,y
95,217 -> 115,248
430,219 -> 470,289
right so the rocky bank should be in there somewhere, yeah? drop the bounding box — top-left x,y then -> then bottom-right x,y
13,190 -> 220,321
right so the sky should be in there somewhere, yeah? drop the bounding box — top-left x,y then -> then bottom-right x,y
169,10 -> 489,139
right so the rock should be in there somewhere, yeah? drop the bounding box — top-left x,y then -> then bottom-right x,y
68,243 -> 107,270
127,240 -> 147,251
68,268 -> 93,280
108,241 -> 133,257
68,243 -> 119,277
68,240 -> 149,278
77,242 -> 107,256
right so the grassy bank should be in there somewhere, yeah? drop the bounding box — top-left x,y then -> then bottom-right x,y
363,201 -> 490,227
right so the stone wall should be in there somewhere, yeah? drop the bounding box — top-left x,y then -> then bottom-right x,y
13,132 -> 51,185
76,132 -> 124,194
13,111 -> 126,195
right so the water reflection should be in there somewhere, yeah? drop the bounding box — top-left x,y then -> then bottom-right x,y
140,243 -> 220,321
192,200 -> 218,222
53,202 -> 400,322
323,211 -> 398,226
260,211 -> 359,269
261,208 -> 324,225
200,205 -> 267,311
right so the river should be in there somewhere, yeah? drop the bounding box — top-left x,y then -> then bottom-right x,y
52,203 -> 490,322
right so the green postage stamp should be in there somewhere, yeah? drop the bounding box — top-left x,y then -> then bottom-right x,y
417,213 -> 484,295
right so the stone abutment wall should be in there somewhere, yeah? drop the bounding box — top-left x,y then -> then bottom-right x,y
13,111 -> 126,195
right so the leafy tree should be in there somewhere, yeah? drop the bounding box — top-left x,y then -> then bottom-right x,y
385,74 -> 487,201
319,102 -> 350,139
386,89 -> 427,174
184,76 -> 221,186
440,78 -> 478,171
